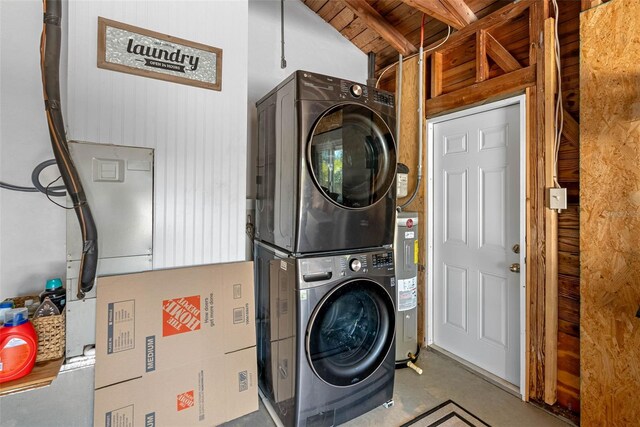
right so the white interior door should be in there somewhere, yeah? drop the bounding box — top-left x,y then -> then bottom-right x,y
432,103 -> 521,386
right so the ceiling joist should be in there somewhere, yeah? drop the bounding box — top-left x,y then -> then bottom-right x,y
400,0 -> 475,30
341,0 -> 417,56
440,0 -> 478,27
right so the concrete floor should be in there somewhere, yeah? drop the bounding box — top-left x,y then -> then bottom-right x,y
225,349 -> 572,427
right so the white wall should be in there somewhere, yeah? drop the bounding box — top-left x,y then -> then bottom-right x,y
246,0 -> 368,198
1,0 -> 366,298
1,0 -> 248,298
66,1 -> 248,270
0,1 -> 68,298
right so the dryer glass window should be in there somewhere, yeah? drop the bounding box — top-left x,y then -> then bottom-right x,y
307,279 -> 394,387
309,104 -> 396,209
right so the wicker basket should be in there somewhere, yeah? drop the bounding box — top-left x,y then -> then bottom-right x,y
6,295 -> 65,362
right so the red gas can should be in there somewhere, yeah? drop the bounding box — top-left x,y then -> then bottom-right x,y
0,308 -> 38,383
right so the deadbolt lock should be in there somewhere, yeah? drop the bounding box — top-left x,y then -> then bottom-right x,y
512,244 -> 520,254
510,263 -> 521,273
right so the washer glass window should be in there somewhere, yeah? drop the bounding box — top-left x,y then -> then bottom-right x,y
309,104 -> 396,209
307,279 -> 394,387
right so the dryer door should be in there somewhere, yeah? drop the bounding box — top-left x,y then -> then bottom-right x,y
308,104 -> 396,209
306,279 -> 395,387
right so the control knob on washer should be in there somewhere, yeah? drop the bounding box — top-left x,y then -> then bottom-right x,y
349,258 -> 362,272
350,84 -> 362,97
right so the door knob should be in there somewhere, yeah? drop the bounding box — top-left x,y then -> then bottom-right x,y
510,263 -> 520,273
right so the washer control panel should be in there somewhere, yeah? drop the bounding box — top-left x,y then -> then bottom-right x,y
373,91 -> 395,107
350,84 -> 363,97
298,250 -> 396,288
349,258 -> 362,272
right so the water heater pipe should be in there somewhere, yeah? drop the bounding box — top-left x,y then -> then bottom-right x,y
41,0 -> 98,298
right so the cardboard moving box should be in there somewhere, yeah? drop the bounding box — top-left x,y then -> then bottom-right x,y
94,262 -> 257,426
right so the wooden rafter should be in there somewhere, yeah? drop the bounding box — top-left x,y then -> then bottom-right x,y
440,0 -> 478,27
341,0 -> 417,56
425,0 -> 534,52
401,0 -> 468,29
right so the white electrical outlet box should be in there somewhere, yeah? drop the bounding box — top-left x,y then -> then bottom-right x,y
397,173 -> 408,198
548,187 -> 567,210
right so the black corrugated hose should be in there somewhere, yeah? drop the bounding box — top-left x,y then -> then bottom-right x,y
0,159 -> 66,197
41,0 -> 98,298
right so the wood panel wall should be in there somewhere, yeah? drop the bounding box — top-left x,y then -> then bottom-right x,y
555,0 -> 581,414
387,0 -> 582,418
580,0 -> 640,424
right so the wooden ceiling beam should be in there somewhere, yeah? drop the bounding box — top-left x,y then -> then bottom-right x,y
400,0 -> 467,29
441,0 -> 478,27
341,0 -> 417,55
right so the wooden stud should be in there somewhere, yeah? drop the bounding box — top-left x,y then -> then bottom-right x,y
486,32 -> 522,73
543,17 -> 558,406
395,55 -> 428,347
431,52 -> 444,98
341,0 -> 417,56
476,30 -> 489,82
425,65 -> 536,117
526,0 -> 550,404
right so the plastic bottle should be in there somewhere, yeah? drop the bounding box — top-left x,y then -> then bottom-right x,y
39,278 -> 66,312
24,299 -> 38,318
0,301 -> 14,326
0,308 -> 38,383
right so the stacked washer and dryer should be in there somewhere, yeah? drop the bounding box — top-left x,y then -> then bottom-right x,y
254,71 -> 398,427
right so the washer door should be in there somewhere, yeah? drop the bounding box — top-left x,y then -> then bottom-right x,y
308,103 -> 396,209
306,279 -> 395,387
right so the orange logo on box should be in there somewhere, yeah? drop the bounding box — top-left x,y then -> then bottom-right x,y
176,390 -> 195,411
162,295 -> 201,337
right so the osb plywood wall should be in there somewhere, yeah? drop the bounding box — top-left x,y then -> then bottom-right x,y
555,0 -> 581,414
580,0 -> 640,424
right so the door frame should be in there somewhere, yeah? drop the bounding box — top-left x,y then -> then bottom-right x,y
426,94 -> 527,398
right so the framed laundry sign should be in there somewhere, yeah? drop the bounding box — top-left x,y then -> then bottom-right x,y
97,17 -> 222,91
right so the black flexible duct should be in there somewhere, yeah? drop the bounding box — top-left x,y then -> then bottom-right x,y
31,159 -> 66,197
0,159 -> 65,195
42,0 -> 98,298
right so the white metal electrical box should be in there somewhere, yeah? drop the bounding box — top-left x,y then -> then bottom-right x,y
66,141 -> 154,357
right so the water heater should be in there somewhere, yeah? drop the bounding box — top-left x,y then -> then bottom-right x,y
394,212 -> 419,364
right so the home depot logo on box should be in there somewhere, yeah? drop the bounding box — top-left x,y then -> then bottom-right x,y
176,390 -> 195,411
162,296 -> 201,337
